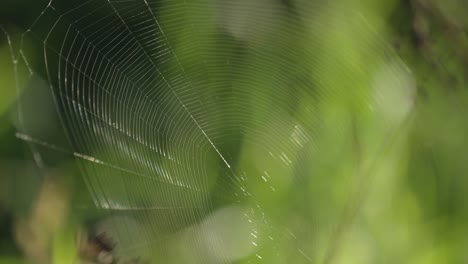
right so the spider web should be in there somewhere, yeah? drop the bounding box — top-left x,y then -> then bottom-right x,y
4,0 -> 414,263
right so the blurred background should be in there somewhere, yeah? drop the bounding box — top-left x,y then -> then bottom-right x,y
1,0 -> 468,263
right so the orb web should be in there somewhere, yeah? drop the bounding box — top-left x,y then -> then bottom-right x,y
4,0 -> 414,263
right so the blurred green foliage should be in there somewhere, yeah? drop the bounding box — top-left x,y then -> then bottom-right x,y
1,0 -> 468,263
